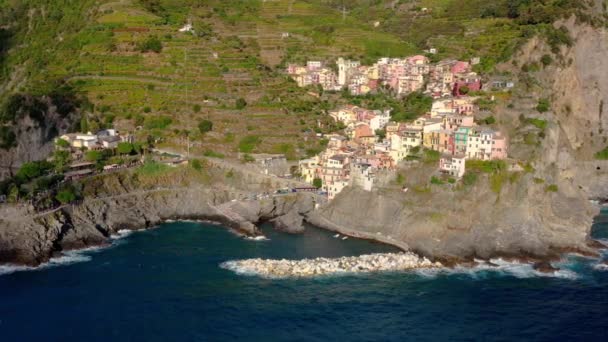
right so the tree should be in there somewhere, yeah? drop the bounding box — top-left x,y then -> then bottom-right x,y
55,138 -> 70,149
16,161 -> 52,183
313,178 -> 322,189
0,126 -> 16,149
56,189 -> 76,204
53,150 -> 71,172
138,35 -> 162,53
117,142 -> 134,155
375,129 -> 386,140
80,116 -> 89,133
235,98 -> 247,110
193,104 -> 201,113
198,119 -> 213,134
536,98 -> 550,113
85,150 -> 103,162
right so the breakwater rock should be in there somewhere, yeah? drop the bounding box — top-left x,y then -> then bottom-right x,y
220,253 -> 442,278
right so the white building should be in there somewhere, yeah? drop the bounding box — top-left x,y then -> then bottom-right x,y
337,58 -> 361,86
439,154 -> 466,178
350,163 -> 375,191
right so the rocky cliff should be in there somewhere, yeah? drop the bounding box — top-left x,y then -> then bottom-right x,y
308,18 -> 608,262
0,185 -> 318,266
0,93 -> 82,180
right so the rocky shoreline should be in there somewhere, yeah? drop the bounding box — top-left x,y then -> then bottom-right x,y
221,252 -> 442,278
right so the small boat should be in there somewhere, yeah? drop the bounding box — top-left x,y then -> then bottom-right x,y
333,234 -> 340,238
342,236 -> 348,240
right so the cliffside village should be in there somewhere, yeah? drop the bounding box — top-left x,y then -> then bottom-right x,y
292,56 -> 508,200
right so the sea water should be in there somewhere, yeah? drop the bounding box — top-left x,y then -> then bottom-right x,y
1,213 -> 607,341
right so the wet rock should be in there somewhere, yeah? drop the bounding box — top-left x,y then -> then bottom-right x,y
221,252 -> 442,278
271,211 -> 305,234
533,261 -> 560,273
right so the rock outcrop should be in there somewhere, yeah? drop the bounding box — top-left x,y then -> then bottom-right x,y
308,176 -> 597,262
0,186 -> 320,266
221,252 -> 442,278
0,93 -> 83,180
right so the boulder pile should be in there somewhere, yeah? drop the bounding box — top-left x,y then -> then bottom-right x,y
221,252 -> 442,278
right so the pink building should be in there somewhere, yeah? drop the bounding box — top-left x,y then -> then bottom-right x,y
451,61 -> 470,75
490,132 -> 508,160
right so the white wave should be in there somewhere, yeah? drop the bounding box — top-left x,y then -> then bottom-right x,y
110,229 -> 133,240
0,249 -> 93,276
245,235 -> 269,241
0,264 -> 35,276
414,258 -> 579,280
47,251 -> 92,266
219,261 -> 266,277
593,263 -> 608,271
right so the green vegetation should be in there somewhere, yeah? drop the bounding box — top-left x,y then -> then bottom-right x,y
136,160 -> 171,176
138,35 -> 163,53
117,142 -> 135,155
242,153 -> 255,163
0,126 -> 16,149
203,150 -> 225,158
423,149 -> 441,164
144,116 -> 173,130
430,176 -> 444,185
594,146 -> 608,160
490,172 -> 507,194
545,184 -> 559,192
525,117 -> 548,130
481,116 -> 496,125
56,188 -> 77,204
0,0 -> 602,161
393,92 -> 433,122
55,138 -> 70,149
198,120 -> 213,134
541,54 -> 553,66
395,173 -> 405,185
533,177 -> 545,184
313,178 -> 322,189
235,98 -> 247,110
521,162 -> 535,173
238,135 -> 261,153
536,99 -> 551,113
190,159 -> 203,171
15,161 -> 53,183
466,160 -> 507,173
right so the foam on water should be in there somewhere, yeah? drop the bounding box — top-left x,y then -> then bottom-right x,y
245,235 -> 269,241
0,250 -> 93,276
415,258 -> 579,280
110,229 -> 134,240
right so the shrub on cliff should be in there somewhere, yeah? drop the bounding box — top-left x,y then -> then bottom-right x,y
56,189 -> 76,204
594,147 -> 608,160
138,35 -> 162,53
198,120 -> 213,134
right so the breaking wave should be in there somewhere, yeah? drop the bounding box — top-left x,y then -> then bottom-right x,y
415,258 -> 580,280
0,250 -> 93,276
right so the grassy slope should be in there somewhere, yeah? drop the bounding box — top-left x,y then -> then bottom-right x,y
0,0 -> 596,159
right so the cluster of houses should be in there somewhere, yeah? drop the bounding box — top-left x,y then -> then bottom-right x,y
299,97 -> 508,200
57,129 -> 134,152
287,56 -> 481,98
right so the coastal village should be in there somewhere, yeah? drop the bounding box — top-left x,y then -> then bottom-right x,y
18,55 -> 510,205
290,56 -> 508,200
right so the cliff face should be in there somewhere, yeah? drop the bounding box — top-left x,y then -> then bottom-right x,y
0,185 -> 318,266
310,19 -> 608,261
0,94 -> 81,180
309,176 -> 596,261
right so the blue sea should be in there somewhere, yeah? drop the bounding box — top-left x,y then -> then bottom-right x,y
1,212 -> 608,342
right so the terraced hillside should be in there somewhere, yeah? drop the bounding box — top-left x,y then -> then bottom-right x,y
0,0 -> 601,161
